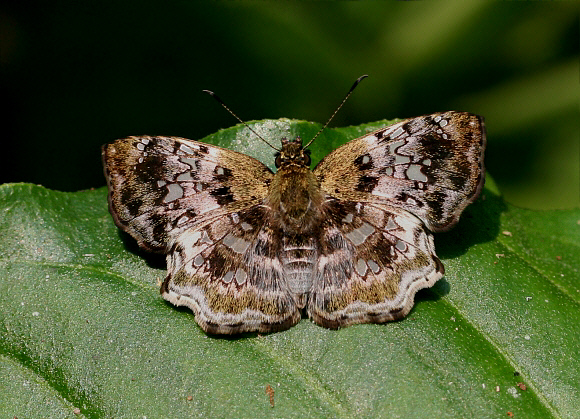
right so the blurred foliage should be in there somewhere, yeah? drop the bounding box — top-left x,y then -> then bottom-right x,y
0,1 -> 578,209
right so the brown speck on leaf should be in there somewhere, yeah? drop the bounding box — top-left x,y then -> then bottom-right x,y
495,253 -> 505,258
502,231 -> 512,237
517,382 -> 527,391
187,395 -> 193,401
73,408 -> 81,415
507,412 -> 514,418
266,384 -> 275,407
556,255 -> 562,260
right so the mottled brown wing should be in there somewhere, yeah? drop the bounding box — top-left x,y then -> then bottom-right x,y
308,200 -> 443,328
314,112 -> 485,232
102,136 -> 273,252
103,136 -> 300,333
161,205 -> 301,334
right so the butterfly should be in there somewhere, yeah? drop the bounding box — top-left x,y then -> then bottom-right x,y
102,77 -> 485,334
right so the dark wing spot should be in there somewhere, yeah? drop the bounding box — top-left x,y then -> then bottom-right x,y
427,190 -> 447,221
324,199 -> 358,219
210,186 -> 235,205
239,206 -> 266,225
207,251 -> 229,280
448,172 -> 469,191
396,192 -> 424,208
152,221 -> 168,242
420,133 -> 454,159
214,167 -> 233,181
125,196 -> 143,218
354,154 -> 373,171
371,234 -> 394,264
356,175 -> 379,193
136,158 -> 164,184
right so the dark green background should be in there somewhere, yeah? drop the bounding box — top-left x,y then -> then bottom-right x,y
1,1 -> 578,209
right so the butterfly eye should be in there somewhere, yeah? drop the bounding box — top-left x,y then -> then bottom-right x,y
274,153 -> 282,168
302,152 -> 311,166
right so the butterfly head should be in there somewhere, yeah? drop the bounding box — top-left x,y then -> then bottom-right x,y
274,137 -> 312,169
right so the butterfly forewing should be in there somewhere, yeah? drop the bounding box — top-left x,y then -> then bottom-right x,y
102,136 -> 273,252
314,112 -> 485,232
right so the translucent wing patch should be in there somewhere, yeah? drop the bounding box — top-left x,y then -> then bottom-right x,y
103,136 -> 273,252
314,112 -> 485,232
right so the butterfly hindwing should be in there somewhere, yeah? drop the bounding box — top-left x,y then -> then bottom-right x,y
161,205 -> 301,334
314,112 -> 485,232
102,136 -> 274,252
308,200 -> 443,328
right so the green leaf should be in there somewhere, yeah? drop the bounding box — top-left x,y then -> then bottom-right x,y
1,119 -> 579,418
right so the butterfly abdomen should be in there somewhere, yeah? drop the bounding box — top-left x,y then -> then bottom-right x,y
281,236 -> 317,306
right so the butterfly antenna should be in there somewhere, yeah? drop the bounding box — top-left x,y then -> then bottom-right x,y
304,75 -> 368,149
203,90 -> 280,151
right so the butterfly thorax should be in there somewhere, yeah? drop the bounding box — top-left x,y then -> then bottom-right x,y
266,138 -> 324,234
